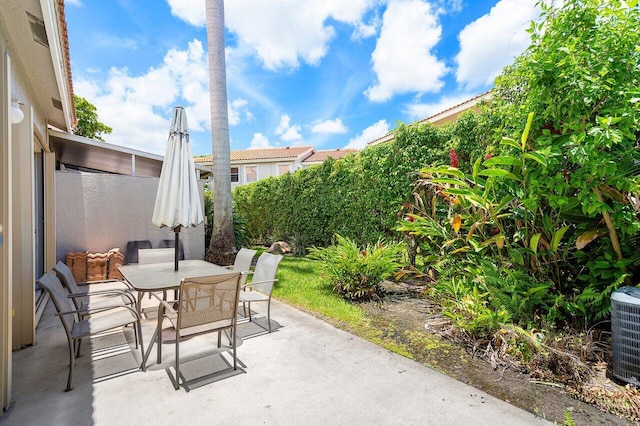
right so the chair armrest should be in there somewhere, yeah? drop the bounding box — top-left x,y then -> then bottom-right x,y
78,279 -> 134,290
241,278 -> 278,289
158,299 -> 178,315
67,290 -> 136,304
56,303 -> 140,318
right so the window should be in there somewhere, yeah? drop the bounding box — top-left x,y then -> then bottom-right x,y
278,163 -> 291,176
245,165 -> 257,183
230,167 -> 239,183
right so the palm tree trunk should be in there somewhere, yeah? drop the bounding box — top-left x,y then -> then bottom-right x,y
205,0 -> 236,265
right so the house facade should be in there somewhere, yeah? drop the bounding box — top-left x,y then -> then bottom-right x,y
0,0 -> 75,413
196,146 -> 360,187
196,146 -> 314,188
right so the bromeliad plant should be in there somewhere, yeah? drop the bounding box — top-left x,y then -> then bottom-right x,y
307,234 -> 404,302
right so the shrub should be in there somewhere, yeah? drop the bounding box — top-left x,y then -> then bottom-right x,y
307,234 -> 404,301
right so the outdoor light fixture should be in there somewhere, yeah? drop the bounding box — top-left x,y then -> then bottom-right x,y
11,99 -> 24,124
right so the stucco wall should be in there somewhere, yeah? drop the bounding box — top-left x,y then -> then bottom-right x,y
55,172 -> 205,263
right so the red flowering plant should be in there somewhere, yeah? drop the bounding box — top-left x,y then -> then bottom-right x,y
449,149 -> 459,168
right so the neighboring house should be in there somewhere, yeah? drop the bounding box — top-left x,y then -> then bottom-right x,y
196,146 -> 361,186
301,148 -> 358,168
196,145 -> 314,187
367,91 -> 492,147
0,0 -> 75,413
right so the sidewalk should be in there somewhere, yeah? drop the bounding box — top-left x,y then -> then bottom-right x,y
4,298 -> 548,425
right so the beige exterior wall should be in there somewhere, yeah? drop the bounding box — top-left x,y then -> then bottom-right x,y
1,47 -> 13,414
228,160 -> 296,189
55,172 -> 206,263
11,102 -> 34,349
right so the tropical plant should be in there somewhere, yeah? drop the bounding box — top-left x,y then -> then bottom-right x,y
398,0 -> 640,326
307,234 -> 404,301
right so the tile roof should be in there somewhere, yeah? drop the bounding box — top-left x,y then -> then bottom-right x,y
416,91 -> 491,125
195,146 -> 314,163
367,91 -> 492,147
302,149 -> 358,163
58,0 -> 76,126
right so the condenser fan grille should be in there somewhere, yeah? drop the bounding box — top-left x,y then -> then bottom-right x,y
612,286 -> 640,386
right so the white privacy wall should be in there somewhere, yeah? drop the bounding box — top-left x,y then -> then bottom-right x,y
55,172 -> 205,263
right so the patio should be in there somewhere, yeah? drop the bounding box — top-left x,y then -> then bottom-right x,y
3,295 -> 547,425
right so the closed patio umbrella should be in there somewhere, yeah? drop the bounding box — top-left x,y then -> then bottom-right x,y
152,106 -> 203,271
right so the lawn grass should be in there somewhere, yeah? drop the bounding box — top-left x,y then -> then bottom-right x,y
273,256 -> 364,325
272,255 -> 416,358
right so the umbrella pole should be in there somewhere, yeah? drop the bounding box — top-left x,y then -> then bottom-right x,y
173,225 -> 181,271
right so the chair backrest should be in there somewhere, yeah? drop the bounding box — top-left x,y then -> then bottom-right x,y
177,273 -> 241,333
53,260 -> 81,294
250,253 -> 283,295
125,240 -> 152,264
36,271 -> 78,338
138,248 -> 175,264
158,239 -> 185,260
233,248 -> 257,273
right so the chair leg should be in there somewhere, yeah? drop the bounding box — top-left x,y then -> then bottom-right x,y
75,338 -> 82,357
137,319 -> 145,371
232,325 -> 237,370
174,338 -> 180,390
247,302 -> 252,322
66,340 -> 75,391
133,323 -> 139,349
157,316 -> 164,364
267,300 -> 272,333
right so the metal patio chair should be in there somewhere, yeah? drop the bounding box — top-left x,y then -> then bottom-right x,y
36,271 -> 144,391
148,272 -> 242,390
224,248 -> 257,286
239,252 -> 283,333
53,260 -> 135,314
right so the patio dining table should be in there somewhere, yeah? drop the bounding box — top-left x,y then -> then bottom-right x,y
119,259 -> 231,315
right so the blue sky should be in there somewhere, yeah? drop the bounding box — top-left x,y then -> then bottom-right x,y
64,0 -> 539,156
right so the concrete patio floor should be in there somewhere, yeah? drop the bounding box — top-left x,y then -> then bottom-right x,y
2,296 -> 549,425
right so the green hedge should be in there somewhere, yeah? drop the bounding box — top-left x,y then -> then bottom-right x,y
233,115 -> 494,250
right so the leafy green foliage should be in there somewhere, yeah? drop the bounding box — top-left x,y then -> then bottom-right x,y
233,124 -> 455,248
307,234 -> 404,301
233,0 -> 640,332
73,95 -> 112,141
399,0 -> 640,326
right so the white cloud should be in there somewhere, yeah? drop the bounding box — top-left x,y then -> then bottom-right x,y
228,99 -> 249,126
311,118 -> 348,134
405,93 -> 478,120
65,0 -> 83,6
93,34 -> 138,51
345,119 -> 390,149
455,0 -> 538,89
249,133 -> 273,149
275,114 -> 303,143
365,0 -> 448,102
166,0 -> 204,27
73,40 -> 211,154
168,0 -> 378,70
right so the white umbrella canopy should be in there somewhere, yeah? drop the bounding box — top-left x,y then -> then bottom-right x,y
152,106 -> 203,270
